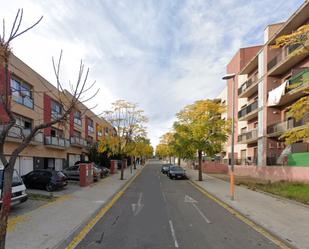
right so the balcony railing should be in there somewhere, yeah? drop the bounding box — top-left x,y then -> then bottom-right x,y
0,125 -> 43,144
88,126 -> 94,133
267,44 -> 302,71
238,100 -> 258,119
267,117 -> 308,136
238,74 -> 258,96
238,129 -> 258,143
286,68 -> 309,93
45,136 -> 67,148
70,136 -> 87,147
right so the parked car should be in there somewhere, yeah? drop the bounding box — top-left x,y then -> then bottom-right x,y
62,165 -> 80,181
0,167 -> 28,206
100,167 -> 110,177
93,166 -> 102,181
161,164 -> 172,174
95,165 -> 110,178
22,169 -> 68,192
168,166 -> 186,180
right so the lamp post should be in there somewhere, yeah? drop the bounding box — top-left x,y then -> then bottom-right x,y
222,73 -> 236,201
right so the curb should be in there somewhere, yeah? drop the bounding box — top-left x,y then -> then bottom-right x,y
55,166 -> 145,249
189,179 -> 296,249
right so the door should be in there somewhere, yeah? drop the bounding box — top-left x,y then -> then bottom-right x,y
20,157 -> 33,176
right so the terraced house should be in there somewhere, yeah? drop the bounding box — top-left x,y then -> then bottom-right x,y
224,1 -> 309,166
0,54 -> 114,176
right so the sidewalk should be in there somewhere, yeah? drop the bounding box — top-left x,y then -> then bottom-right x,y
185,168 -> 309,249
6,165 -> 142,249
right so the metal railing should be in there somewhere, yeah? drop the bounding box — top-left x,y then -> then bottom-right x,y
70,136 -> 87,147
267,44 -> 302,71
45,136 -> 66,147
238,100 -> 258,119
238,129 -> 258,143
238,74 -> 258,96
267,117 -> 308,135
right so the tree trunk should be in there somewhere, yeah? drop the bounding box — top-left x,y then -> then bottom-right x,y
198,150 -> 203,181
120,159 -> 124,180
133,156 -> 136,169
0,162 -> 15,249
178,157 -> 181,166
169,157 -> 171,164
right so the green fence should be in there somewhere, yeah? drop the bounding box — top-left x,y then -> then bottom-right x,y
288,152 -> 309,166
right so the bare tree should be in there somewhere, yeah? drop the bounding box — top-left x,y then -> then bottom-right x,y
99,100 -> 148,180
0,9 -> 98,248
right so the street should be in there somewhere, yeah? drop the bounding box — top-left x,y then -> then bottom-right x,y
76,160 -> 279,249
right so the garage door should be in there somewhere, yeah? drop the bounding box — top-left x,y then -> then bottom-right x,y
69,154 -> 81,166
55,159 -> 63,171
20,157 -> 33,176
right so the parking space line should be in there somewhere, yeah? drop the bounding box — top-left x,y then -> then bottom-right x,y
192,203 -> 211,224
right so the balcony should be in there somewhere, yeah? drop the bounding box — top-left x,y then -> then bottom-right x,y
267,117 -> 308,137
267,44 -> 309,76
238,129 -> 258,144
44,136 -> 68,149
88,126 -> 94,134
70,136 -> 87,147
238,74 -> 259,98
74,118 -> 82,127
238,100 -> 259,121
269,68 -> 309,107
0,125 -> 43,145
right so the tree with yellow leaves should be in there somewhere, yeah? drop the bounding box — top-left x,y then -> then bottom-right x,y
273,24 -> 309,144
176,100 -> 230,181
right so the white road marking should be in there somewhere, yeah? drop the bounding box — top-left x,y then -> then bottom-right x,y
192,203 -> 211,224
131,192 -> 144,216
169,220 -> 179,248
162,191 -> 167,203
184,194 -> 211,224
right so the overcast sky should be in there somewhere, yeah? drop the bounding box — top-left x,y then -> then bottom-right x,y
0,0 -> 304,147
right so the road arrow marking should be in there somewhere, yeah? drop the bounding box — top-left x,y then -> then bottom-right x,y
184,194 -> 198,203
131,192 -> 144,216
184,194 -> 211,224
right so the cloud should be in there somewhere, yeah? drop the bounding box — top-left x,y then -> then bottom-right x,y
0,0 -> 304,148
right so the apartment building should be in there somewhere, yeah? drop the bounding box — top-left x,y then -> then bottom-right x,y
0,54 -> 114,175
226,1 -> 309,166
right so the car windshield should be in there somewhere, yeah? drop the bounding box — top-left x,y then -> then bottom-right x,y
170,166 -> 183,171
0,169 -> 23,188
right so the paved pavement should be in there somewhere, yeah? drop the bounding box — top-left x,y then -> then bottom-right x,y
76,160 -> 279,249
6,165 -> 141,249
184,167 -> 309,249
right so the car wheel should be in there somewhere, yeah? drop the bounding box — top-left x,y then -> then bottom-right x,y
46,183 -> 54,192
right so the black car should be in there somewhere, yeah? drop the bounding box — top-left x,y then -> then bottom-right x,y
161,164 -> 172,174
168,166 -> 186,179
22,169 -> 68,192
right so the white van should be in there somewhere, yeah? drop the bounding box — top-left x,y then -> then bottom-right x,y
0,167 -> 28,206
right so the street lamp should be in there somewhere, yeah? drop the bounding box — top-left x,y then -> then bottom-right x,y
222,73 -> 236,201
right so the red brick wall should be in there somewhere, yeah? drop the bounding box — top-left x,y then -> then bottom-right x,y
43,93 -> 51,136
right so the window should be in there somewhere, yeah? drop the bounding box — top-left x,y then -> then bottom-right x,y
11,78 -> 33,109
51,128 -> 63,138
73,130 -> 81,138
240,127 -> 247,134
105,127 -> 109,136
51,101 -> 62,120
15,115 -> 32,131
88,119 -> 94,133
97,128 -> 103,137
74,111 -> 82,126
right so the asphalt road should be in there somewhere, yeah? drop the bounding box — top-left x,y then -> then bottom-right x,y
76,160 -> 279,249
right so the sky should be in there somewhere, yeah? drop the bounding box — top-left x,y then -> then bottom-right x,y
0,0 -> 305,148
